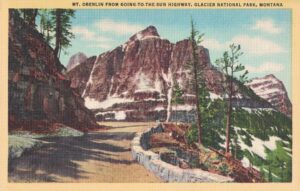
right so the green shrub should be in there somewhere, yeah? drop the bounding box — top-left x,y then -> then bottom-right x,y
218,163 -> 229,175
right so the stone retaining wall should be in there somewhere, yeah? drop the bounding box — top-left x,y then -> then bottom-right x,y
131,124 -> 234,182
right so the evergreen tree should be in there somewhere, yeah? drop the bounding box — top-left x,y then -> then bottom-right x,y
39,9 -> 54,45
268,165 -> 273,182
171,78 -> 184,124
264,140 -> 292,182
185,18 -> 206,145
260,166 -> 266,181
50,9 -> 75,58
19,9 -> 38,27
201,99 -> 226,149
233,133 -> 238,159
233,109 -> 292,182
215,44 -> 248,156
286,158 -> 292,182
186,98 -> 226,149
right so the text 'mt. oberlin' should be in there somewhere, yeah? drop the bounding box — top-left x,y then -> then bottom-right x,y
72,2 -> 284,8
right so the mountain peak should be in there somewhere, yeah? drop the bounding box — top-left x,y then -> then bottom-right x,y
129,25 -> 160,41
67,52 -> 88,72
265,74 -> 278,80
246,74 -> 291,117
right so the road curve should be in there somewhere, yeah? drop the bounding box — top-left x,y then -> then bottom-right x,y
9,122 -> 162,183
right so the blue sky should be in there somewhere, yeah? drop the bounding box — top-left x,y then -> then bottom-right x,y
61,9 -> 291,97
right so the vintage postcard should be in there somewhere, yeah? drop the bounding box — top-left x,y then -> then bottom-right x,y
0,0 -> 299,190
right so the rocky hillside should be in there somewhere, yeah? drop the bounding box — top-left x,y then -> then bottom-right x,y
67,26 -> 291,121
245,75 -> 292,117
67,56 -> 97,95
8,10 -> 99,131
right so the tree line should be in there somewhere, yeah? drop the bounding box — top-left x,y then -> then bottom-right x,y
18,9 -> 75,58
172,18 -> 291,182
171,18 -> 249,158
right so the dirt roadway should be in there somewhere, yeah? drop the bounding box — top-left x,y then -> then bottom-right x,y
8,122 -> 162,182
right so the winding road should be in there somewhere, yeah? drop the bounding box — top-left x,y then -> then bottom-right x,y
9,122 -> 162,182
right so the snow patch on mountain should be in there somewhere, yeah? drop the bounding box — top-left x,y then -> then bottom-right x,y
172,104 -> 195,111
85,97 -> 134,109
154,106 -> 165,111
82,56 -> 99,97
245,74 -> 291,116
134,72 -> 162,94
96,110 -> 129,120
234,126 -> 281,159
246,75 -> 285,100
163,69 -> 174,122
209,92 -> 222,100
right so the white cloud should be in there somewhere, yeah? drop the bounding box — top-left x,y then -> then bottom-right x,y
72,25 -> 114,50
202,35 -> 285,55
72,26 -> 112,42
246,62 -> 284,73
72,26 -> 95,40
231,35 -> 285,55
95,19 -> 144,35
88,43 -> 113,49
202,38 -> 224,50
251,19 -> 282,34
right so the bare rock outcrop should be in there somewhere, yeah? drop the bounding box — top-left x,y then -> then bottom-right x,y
9,10 -> 99,131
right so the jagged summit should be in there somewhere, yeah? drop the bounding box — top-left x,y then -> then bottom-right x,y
67,52 -> 88,72
67,25 -> 292,120
129,25 -> 160,41
265,74 -> 276,79
246,74 -> 291,116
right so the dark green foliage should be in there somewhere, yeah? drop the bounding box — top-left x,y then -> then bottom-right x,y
233,109 -> 292,142
186,123 -> 198,145
215,44 -> 249,90
186,99 -> 226,150
50,9 -> 75,58
265,141 -> 292,182
215,43 -> 249,154
186,105 -> 292,182
268,166 -> 273,182
172,79 -> 184,124
17,9 -> 75,58
18,9 -> 38,27
172,79 -> 184,105
39,9 -> 54,45
185,18 -> 207,144
232,109 -> 292,182
218,163 -> 229,175
201,99 -> 226,149
260,166 -> 266,181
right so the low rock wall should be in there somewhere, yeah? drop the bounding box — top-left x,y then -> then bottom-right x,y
131,124 -> 234,182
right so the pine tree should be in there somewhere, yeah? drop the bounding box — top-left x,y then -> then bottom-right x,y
215,44 -> 248,156
286,158 -> 292,182
19,9 -> 38,27
50,9 -> 75,58
172,78 -> 184,124
185,18 -> 207,145
260,166 -> 266,181
39,9 -> 54,45
233,134 -> 238,159
268,165 -> 273,182
201,99 -> 226,149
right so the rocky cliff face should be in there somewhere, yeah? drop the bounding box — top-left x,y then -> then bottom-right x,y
66,52 -> 88,72
246,74 -> 292,117
8,10 -> 99,131
67,26 -> 291,121
67,56 -> 97,95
